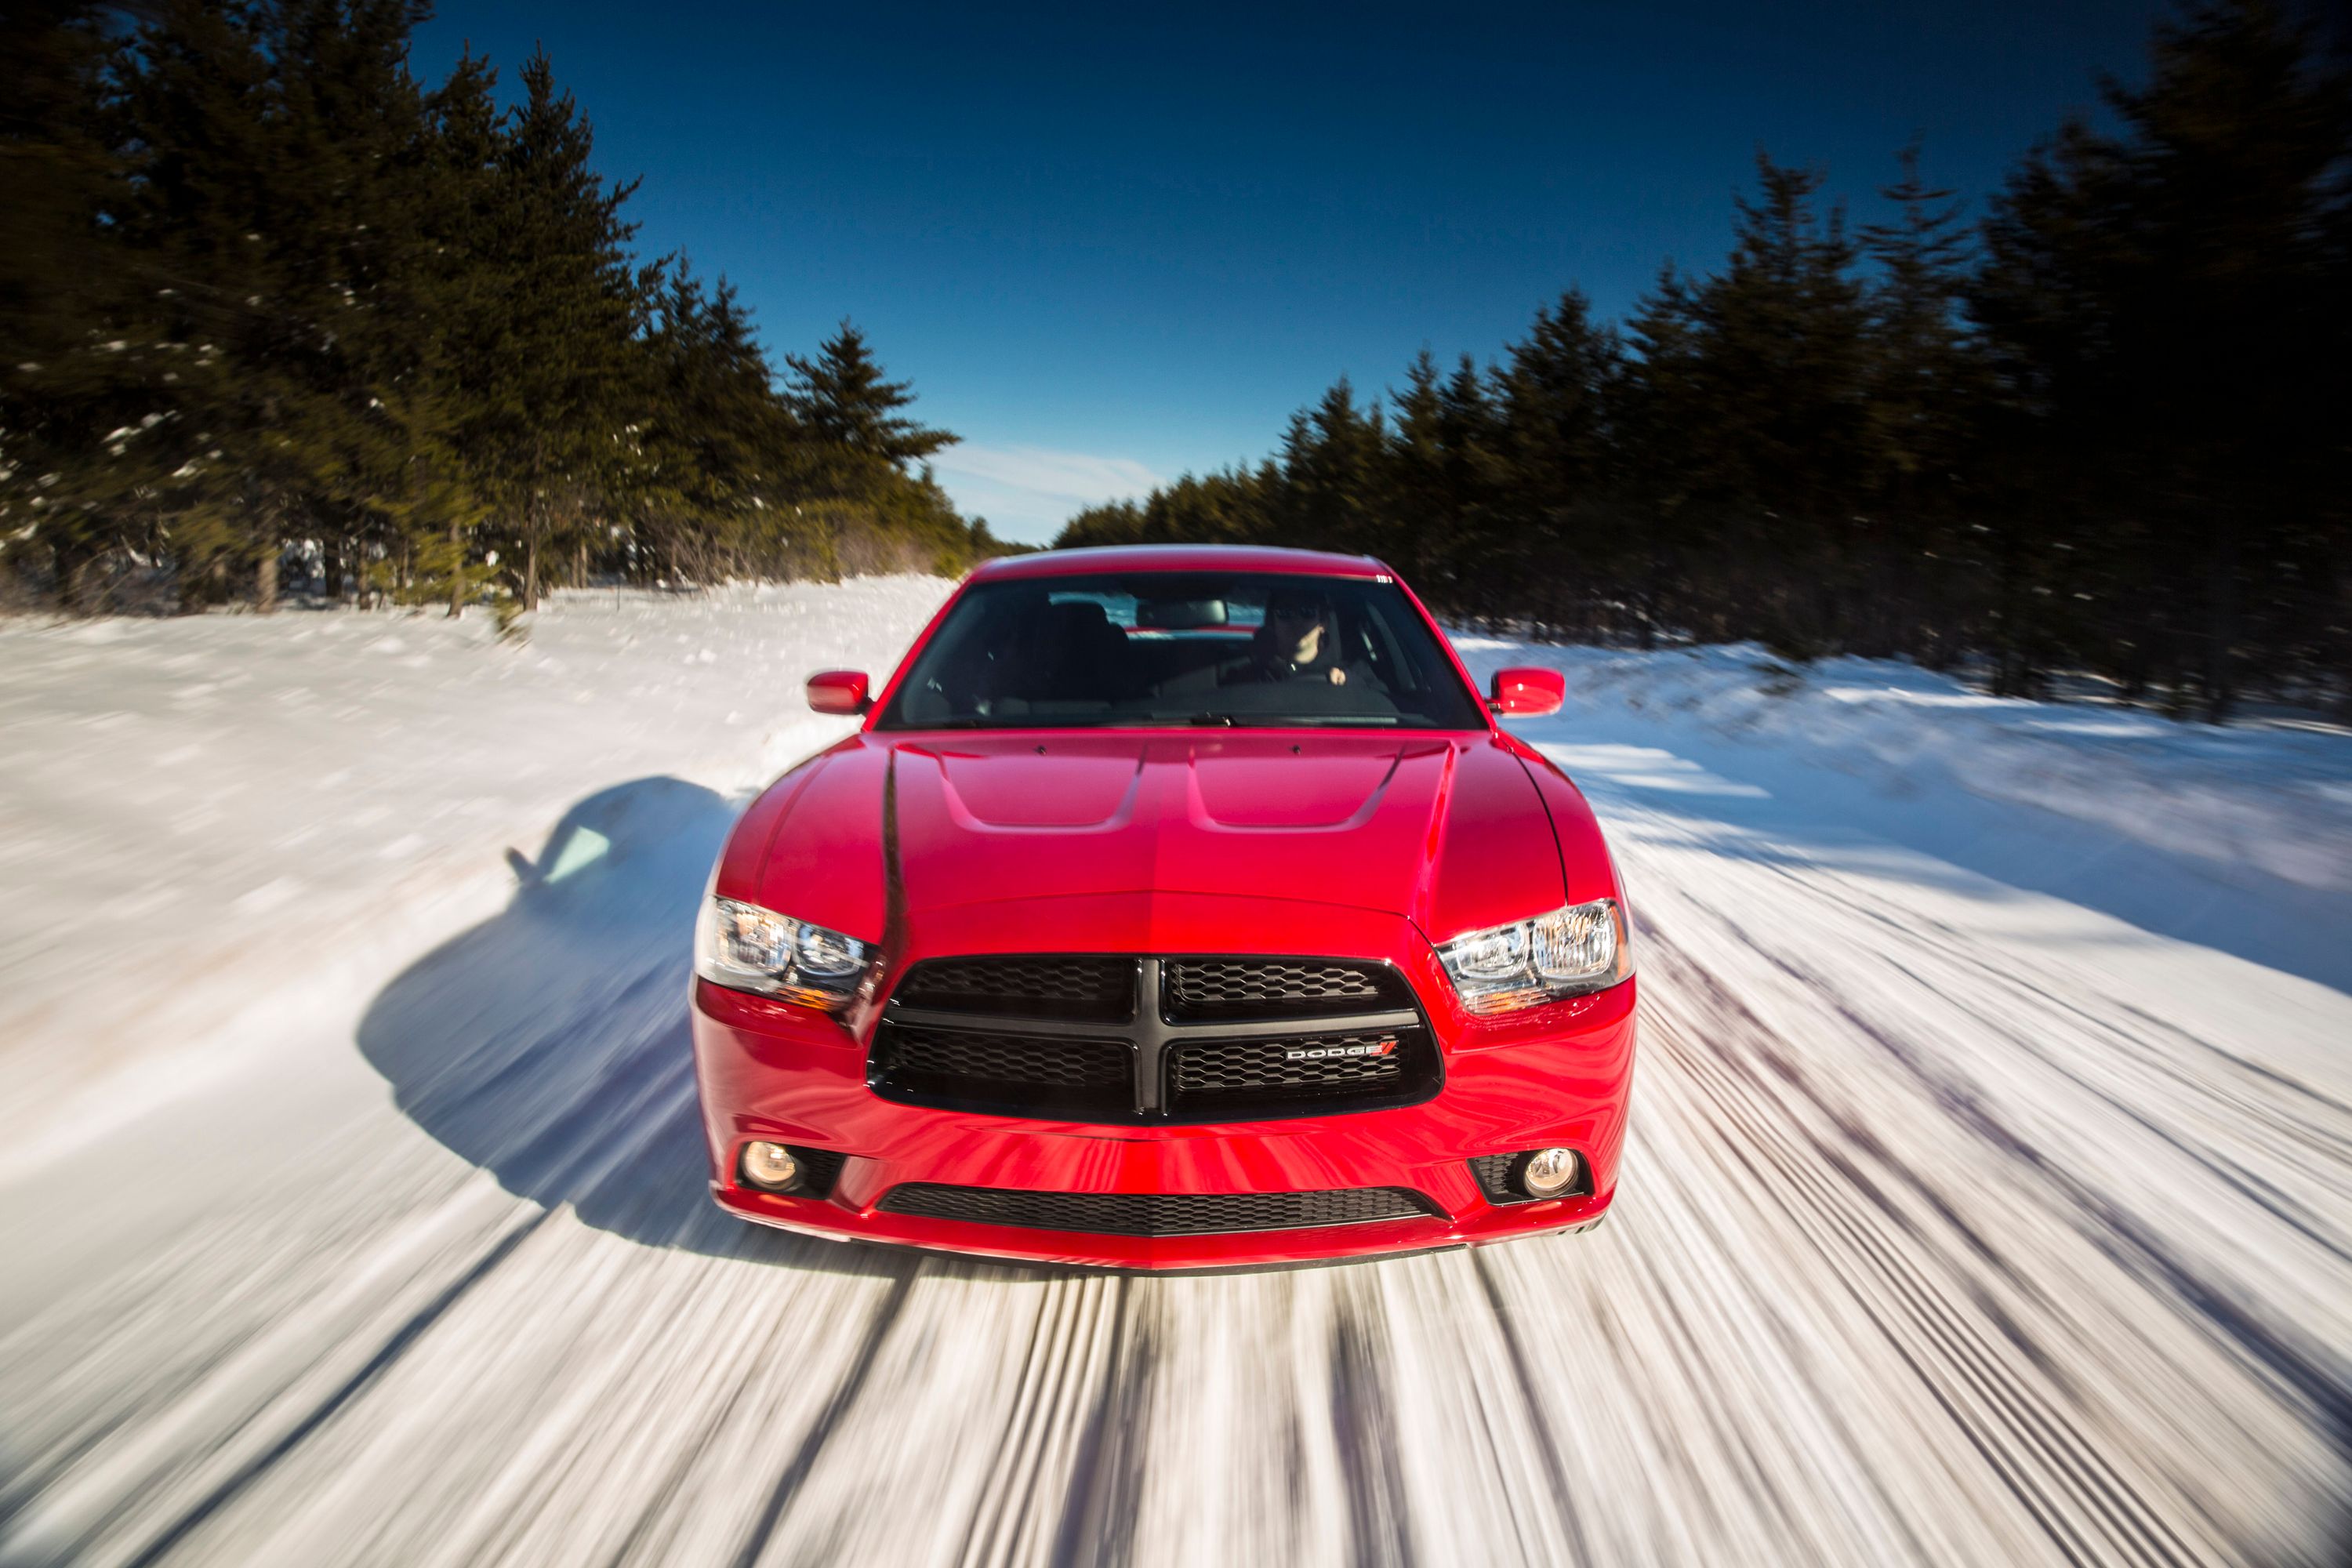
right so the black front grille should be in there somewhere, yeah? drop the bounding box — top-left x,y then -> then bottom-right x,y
1163,958 -> 1407,1020
870,1023 -> 1132,1120
878,1183 -> 1439,1236
1167,1029 -> 1432,1115
893,956 -> 1134,1022
876,953 -> 1439,1123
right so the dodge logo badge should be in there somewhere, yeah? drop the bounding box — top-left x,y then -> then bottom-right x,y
1286,1039 -> 1398,1061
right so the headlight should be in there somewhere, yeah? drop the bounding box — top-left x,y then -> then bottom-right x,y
695,895 -> 871,1011
1436,898 -> 1631,1014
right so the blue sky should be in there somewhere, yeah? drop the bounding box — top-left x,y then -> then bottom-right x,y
412,1 -> 2176,541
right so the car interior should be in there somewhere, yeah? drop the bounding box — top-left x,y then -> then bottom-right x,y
883,573 -> 1486,728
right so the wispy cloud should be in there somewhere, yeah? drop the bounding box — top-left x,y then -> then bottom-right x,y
931,445 -> 1165,543
935,446 -> 1163,504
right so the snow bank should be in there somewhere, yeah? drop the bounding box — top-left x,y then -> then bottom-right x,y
2,588 -> 2346,1566
1450,638 -> 2352,895
0,579 -> 953,1163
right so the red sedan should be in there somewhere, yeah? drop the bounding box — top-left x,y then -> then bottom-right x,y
690,545 -> 1635,1267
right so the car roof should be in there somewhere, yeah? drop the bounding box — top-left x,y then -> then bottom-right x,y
971,544 -> 1393,582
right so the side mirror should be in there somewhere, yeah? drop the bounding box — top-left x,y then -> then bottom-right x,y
1489,666 -> 1566,717
806,669 -> 872,716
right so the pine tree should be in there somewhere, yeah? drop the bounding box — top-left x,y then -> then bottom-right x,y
386,46 -> 504,615
635,263 -> 817,581
1385,350 -> 1451,584
1697,154 -> 1870,518
782,324 -> 956,470
1617,265 -> 1707,641
1973,0 -> 2350,713
1854,141 -> 1980,658
1690,154 -> 1872,650
1430,357 -> 1508,607
1276,379 -> 1385,557
1860,140 -> 1975,500
97,0 -> 296,609
1493,292 -> 1624,631
0,2 -> 140,604
261,0 -> 444,607
459,48 -> 647,612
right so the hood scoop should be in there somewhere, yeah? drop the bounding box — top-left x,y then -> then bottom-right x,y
1185,746 -> 1403,829
920,743 -> 1145,830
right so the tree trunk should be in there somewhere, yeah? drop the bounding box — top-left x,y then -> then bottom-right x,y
255,548 -> 278,614
524,530 -> 539,612
448,520 -> 464,619
2203,513 -> 2238,723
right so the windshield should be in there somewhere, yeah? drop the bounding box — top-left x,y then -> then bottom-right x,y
875,572 -> 1488,731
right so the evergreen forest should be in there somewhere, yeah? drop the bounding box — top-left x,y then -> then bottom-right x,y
4,2 -> 2347,717
1059,1 -> 2350,718
2,0 -> 1005,627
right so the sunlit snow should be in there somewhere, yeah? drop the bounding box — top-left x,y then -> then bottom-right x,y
1,586 -> 2346,1565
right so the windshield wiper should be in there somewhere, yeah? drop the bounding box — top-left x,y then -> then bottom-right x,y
1180,713 -> 1401,728
896,714 -> 1127,730
901,712 -> 1405,731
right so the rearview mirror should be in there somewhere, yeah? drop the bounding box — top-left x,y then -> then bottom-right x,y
806,669 -> 872,715
1137,597 -> 1228,630
1489,666 -> 1565,717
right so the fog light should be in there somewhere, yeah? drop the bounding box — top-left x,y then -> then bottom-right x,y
740,1141 -> 800,1192
1518,1146 -> 1581,1200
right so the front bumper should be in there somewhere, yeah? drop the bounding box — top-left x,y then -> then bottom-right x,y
689,962 -> 1635,1270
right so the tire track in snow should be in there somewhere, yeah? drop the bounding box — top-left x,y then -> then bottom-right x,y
1636,942 -> 2190,1568
1607,795 -> 2350,1563
116,1213 -> 557,1568
956,1273 -> 1125,1568
1465,1250 -> 1595,1565
1044,1279 -> 1149,1568
728,1269 -> 917,1568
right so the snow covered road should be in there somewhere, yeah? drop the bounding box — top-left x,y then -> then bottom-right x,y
2,588 -> 2347,1566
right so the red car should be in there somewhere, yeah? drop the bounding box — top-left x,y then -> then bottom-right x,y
690,545 -> 1635,1268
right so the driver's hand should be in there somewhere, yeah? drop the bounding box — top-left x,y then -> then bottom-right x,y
1328,667 -> 1346,685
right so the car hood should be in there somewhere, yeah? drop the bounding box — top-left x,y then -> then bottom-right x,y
747,731 -> 1570,946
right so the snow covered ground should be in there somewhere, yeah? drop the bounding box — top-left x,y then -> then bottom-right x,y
1456,640 -> 2352,989
1,587 -> 2347,1566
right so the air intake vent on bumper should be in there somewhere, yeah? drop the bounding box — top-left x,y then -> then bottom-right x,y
878,1183 -> 1441,1236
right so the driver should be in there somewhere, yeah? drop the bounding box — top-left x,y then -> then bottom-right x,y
1222,586 -> 1363,688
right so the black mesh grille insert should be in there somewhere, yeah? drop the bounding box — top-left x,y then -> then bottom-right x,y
1163,958 -> 1408,1021
877,953 -> 1436,1123
786,1146 -> 847,1198
871,1023 -> 1131,1119
894,956 -> 1134,1022
1167,1029 -> 1426,1115
878,1183 -> 1438,1236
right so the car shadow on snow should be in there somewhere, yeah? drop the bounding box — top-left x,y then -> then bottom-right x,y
354,776 -> 947,1278
357,775 -> 1409,1285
